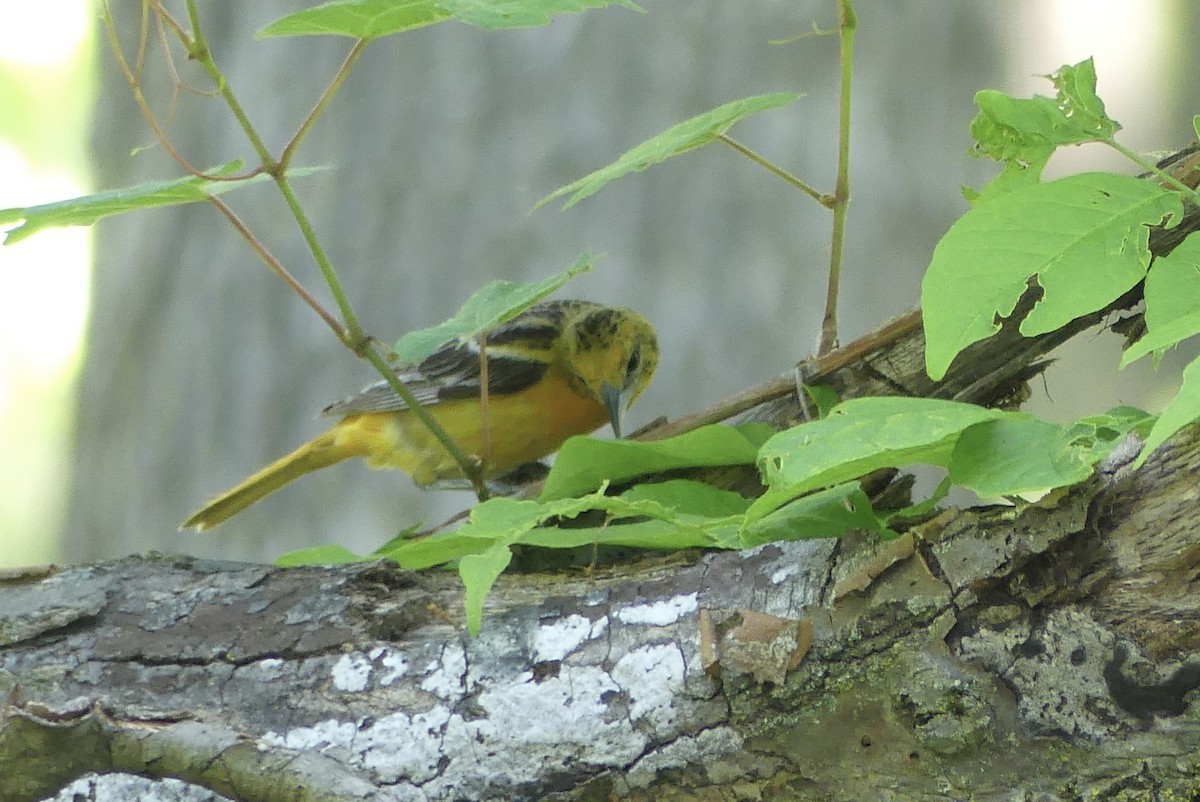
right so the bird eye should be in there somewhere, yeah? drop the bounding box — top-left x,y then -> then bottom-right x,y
625,346 -> 641,377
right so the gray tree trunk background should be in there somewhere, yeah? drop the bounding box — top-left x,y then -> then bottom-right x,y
63,2 -> 1193,563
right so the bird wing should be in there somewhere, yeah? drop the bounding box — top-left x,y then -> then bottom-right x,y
320,339 -> 551,417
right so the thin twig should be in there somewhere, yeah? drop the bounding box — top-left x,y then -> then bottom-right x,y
474,336 -> 492,501
636,309 -> 922,441
717,134 -> 827,204
205,194 -> 346,337
133,1 -> 149,81
1109,140 -> 1200,205
280,40 -> 369,172
102,2 -> 221,180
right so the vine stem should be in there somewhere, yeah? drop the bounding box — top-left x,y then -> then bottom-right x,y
273,176 -> 367,347
819,0 -> 856,356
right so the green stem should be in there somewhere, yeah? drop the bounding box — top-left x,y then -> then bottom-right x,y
185,0 -> 276,171
819,0 -> 856,356
274,176 -> 365,344
280,40 -> 368,172
1109,140 -> 1200,205
717,134 -> 827,204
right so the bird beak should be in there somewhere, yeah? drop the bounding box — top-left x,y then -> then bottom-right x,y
600,382 -> 625,438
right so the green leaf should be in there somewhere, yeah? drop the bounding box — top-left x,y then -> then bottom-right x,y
460,542 -> 513,637
367,521 -> 426,557
380,480 -> 748,573
0,162 -> 324,245
259,0 -> 641,39
740,482 -> 887,547
750,397 -> 1002,521
443,0 -> 644,30
275,544 -> 368,566
1134,355 -> 1200,469
259,0 -> 450,39
965,152 -> 1054,205
733,421 -> 779,449
948,415 -> 1093,497
1067,406 -> 1154,451
391,254 -> 591,366
970,58 -> 1119,164
619,479 -> 750,518
539,424 -> 764,501
1144,232 -> 1200,335
922,173 -> 1182,380
537,92 -> 801,209
802,383 -> 841,418
377,528 -> 495,570
520,484 -> 744,550
380,495 -> 544,568
518,516 -> 732,550
1119,309 -> 1200,368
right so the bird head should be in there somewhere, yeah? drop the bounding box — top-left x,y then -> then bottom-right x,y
562,306 -> 659,437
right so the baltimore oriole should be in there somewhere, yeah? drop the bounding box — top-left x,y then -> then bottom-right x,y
181,300 -> 659,530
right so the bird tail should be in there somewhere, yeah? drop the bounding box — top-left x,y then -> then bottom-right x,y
181,429 -> 354,531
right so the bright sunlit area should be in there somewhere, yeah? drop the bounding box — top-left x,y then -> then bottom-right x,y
0,0 -> 94,567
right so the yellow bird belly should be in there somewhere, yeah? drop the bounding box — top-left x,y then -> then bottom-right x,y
343,364 -> 609,485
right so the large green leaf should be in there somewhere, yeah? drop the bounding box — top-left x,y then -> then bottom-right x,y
948,415 -> 1094,498
275,543 -> 369,566
259,0 -> 449,38
1145,232 -> 1200,333
537,93 -> 801,209
1119,309 -> 1200,368
922,173 -> 1182,380
259,0 -> 641,39
750,398 -> 1002,521
443,0 -> 643,29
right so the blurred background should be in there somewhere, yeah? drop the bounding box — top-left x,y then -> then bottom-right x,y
1,1 -> 1196,567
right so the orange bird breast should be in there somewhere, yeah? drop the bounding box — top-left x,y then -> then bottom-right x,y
332,361 -> 609,486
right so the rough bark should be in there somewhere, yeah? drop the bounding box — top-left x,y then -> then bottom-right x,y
4,422 -> 1200,802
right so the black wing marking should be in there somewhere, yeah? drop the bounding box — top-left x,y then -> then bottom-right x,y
321,300 -> 594,417
321,343 -> 549,416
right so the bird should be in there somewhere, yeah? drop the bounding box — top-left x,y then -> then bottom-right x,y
180,300 -> 659,531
